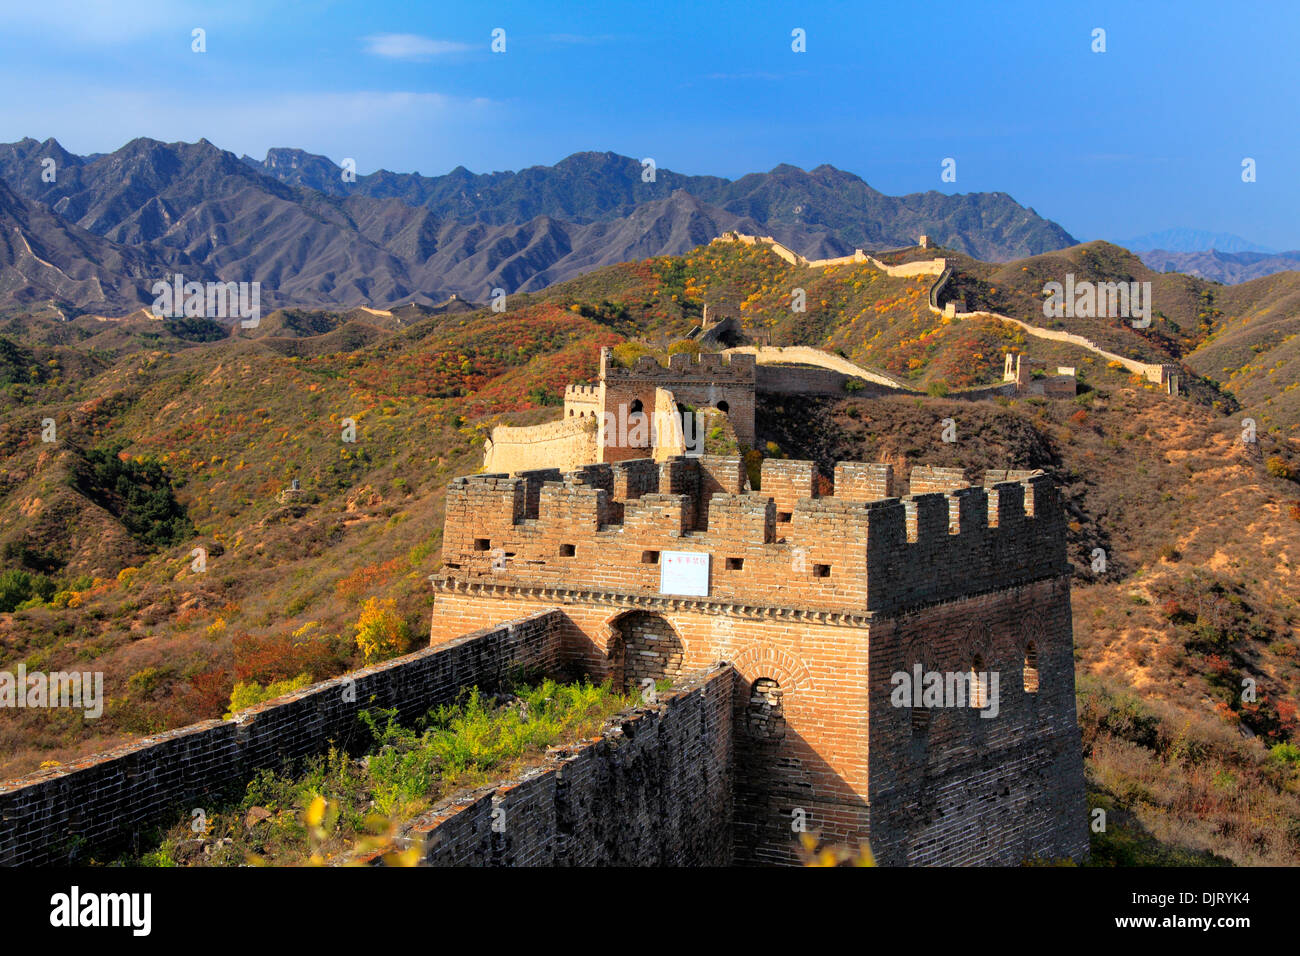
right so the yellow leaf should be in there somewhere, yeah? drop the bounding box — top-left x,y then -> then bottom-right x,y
384,847 -> 422,867
305,795 -> 327,828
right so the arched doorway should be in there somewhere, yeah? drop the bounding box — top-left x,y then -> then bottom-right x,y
607,611 -> 684,692
746,677 -> 786,741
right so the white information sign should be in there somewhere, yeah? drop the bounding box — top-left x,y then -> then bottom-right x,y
660,550 -> 710,597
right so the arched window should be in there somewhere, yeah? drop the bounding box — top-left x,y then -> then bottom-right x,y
607,611 -> 683,692
746,678 -> 786,740
1024,642 -> 1039,694
629,398 -> 644,414
970,655 -> 987,709
716,400 -> 730,413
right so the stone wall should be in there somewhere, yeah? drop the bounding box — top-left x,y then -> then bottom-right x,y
600,348 -> 757,447
482,417 -> 598,474
404,664 -> 735,866
563,384 -> 600,417
864,577 -> 1089,865
428,590 -> 872,865
0,611 -> 563,866
725,345 -> 911,391
834,462 -> 894,500
759,458 -> 816,521
430,453 -> 1086,866
439,457 -> 1068,617
710,232 -> 946,278
927,283 -> 1180,387
909,465 -> 970,495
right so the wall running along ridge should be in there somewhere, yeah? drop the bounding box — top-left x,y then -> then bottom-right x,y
715,231 -> 1177,389
0,612 -> 563,866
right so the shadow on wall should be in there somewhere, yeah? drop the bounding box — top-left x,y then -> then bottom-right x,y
578,609 -> 871,867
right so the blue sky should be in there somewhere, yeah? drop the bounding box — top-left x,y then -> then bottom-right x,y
1,0 -> 1296,248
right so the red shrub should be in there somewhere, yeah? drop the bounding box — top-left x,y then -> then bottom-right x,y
178,667 -> 232,720
232,631 -> 340,684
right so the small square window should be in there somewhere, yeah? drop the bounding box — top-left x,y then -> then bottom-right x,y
642,550 -> 660,564
777,511 -> 793,523
473,538 -> 491,551
726,557 -> 744,571
813,564 -> 831,577
559,543 -> 576,557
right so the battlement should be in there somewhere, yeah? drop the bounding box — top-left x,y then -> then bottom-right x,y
599,347 -> 756,385
440,456 -> 1066,615
564,384 -> 600,406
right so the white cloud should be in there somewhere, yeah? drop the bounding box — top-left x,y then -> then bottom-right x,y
362,34 -> 473,60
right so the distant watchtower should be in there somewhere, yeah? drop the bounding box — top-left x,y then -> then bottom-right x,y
594,347 -> 756,456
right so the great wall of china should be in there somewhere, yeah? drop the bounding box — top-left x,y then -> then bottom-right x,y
718,232 -> 1182,391
0,451 -> 1089,866
3,231 -> 1171,868
428,453 -> 1090,865
484,232 -> 1186,476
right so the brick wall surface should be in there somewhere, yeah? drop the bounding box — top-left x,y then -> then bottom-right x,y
482,418 -> 598,474
430,590 -> 873,865
865,577 -> 1088,864
833,461 -> 894,500
440,456 -> 1068,616
405,664 -> 734,866
0,611 -> 563,866
599,348 -> 757,447
431,453 -> 1088,866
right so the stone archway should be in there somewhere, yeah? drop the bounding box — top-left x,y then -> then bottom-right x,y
606,611 -> 685,692
727,643 -> 815,865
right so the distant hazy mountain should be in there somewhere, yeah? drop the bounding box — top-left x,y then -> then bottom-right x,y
1118,228 -> 1275,254
1137,248 -> 1300,284
242,148 -> 1076,261
0,137 -> 1078,315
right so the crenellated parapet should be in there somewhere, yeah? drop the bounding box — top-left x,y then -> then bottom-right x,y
599,347 -> 756,386
563,384 -> 601,417
439,455 -> 1068,615
595,348 -> 757,447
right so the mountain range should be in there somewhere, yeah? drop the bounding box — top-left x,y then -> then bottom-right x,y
1137,248 -> 1300,284
0,137 -> 1077,317
1116,228 -> 1276,254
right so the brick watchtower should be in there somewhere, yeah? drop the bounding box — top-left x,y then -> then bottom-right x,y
429,455 -> 1089,865
588,348 -> 756,461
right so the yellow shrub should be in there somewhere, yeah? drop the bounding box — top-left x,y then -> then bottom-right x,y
225,673 -> 313,718
354,597 -> 412,664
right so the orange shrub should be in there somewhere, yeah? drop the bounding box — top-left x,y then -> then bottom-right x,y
233,630 -> 341,683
